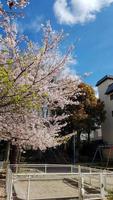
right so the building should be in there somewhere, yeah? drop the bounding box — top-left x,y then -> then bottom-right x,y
96,75 -> 113,144
80,129 -> 102,141
96,75 -> 113,159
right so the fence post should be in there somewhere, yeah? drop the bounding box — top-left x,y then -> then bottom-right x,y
10,176 -> 13,200
89,167 -> 92,186
45,164 -> 47,173
78,165 -> 81,174
27,175 -> 30,200
100,173 -> 105,200
6,168 -> 13,200
103,170 -> 107,190
78,174 -> 84,200
6,168 -> 9,200
71,165 -> 73,173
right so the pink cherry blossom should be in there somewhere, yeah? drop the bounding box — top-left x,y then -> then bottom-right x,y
0,1 -> 80,151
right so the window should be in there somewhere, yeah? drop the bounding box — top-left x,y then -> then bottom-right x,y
112,111 -> 113,117
110,93 -> 113,100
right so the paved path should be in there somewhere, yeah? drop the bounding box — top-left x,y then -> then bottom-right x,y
12,166 -> 113,199
14,178 -> 79,200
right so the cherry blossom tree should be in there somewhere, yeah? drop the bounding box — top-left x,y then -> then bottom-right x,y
0,0 -> 80,163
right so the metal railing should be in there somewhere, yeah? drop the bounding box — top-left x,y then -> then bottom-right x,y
6,168 -> 13,200
10,163 -> 104,174
6,164 -> 113,200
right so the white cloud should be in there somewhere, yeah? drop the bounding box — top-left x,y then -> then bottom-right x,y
53,0 -> 113,25
17,16 -> 44,34
83,72 -> 93,77
30,16 -> 44,33
61,65 -> 76,78
58,56 -> 79,80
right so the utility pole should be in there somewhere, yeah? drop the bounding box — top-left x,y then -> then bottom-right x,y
73,133 -> 76,165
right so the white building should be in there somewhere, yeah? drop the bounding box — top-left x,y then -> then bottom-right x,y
96,75 -> 113,158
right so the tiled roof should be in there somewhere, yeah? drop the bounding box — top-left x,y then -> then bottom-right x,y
105,83 -> 113,95
96,75 -> 113,86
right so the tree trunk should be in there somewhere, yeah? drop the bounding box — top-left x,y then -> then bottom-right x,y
88,132 -> 90,143
77,131 -> 81,147
76,131 -> 81,162
10,145 -> 20,164
18,150 -> 21,164
10,145 -> 20,172
5,141 -> 10,162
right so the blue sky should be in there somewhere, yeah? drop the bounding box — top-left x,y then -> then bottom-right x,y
8,0 -> 113,88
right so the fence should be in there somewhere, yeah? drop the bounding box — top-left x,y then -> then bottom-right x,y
6,164 -> 113,200
10,163 -> 104,174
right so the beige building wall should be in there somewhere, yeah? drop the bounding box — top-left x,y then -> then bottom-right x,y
98,79 -> 113,144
